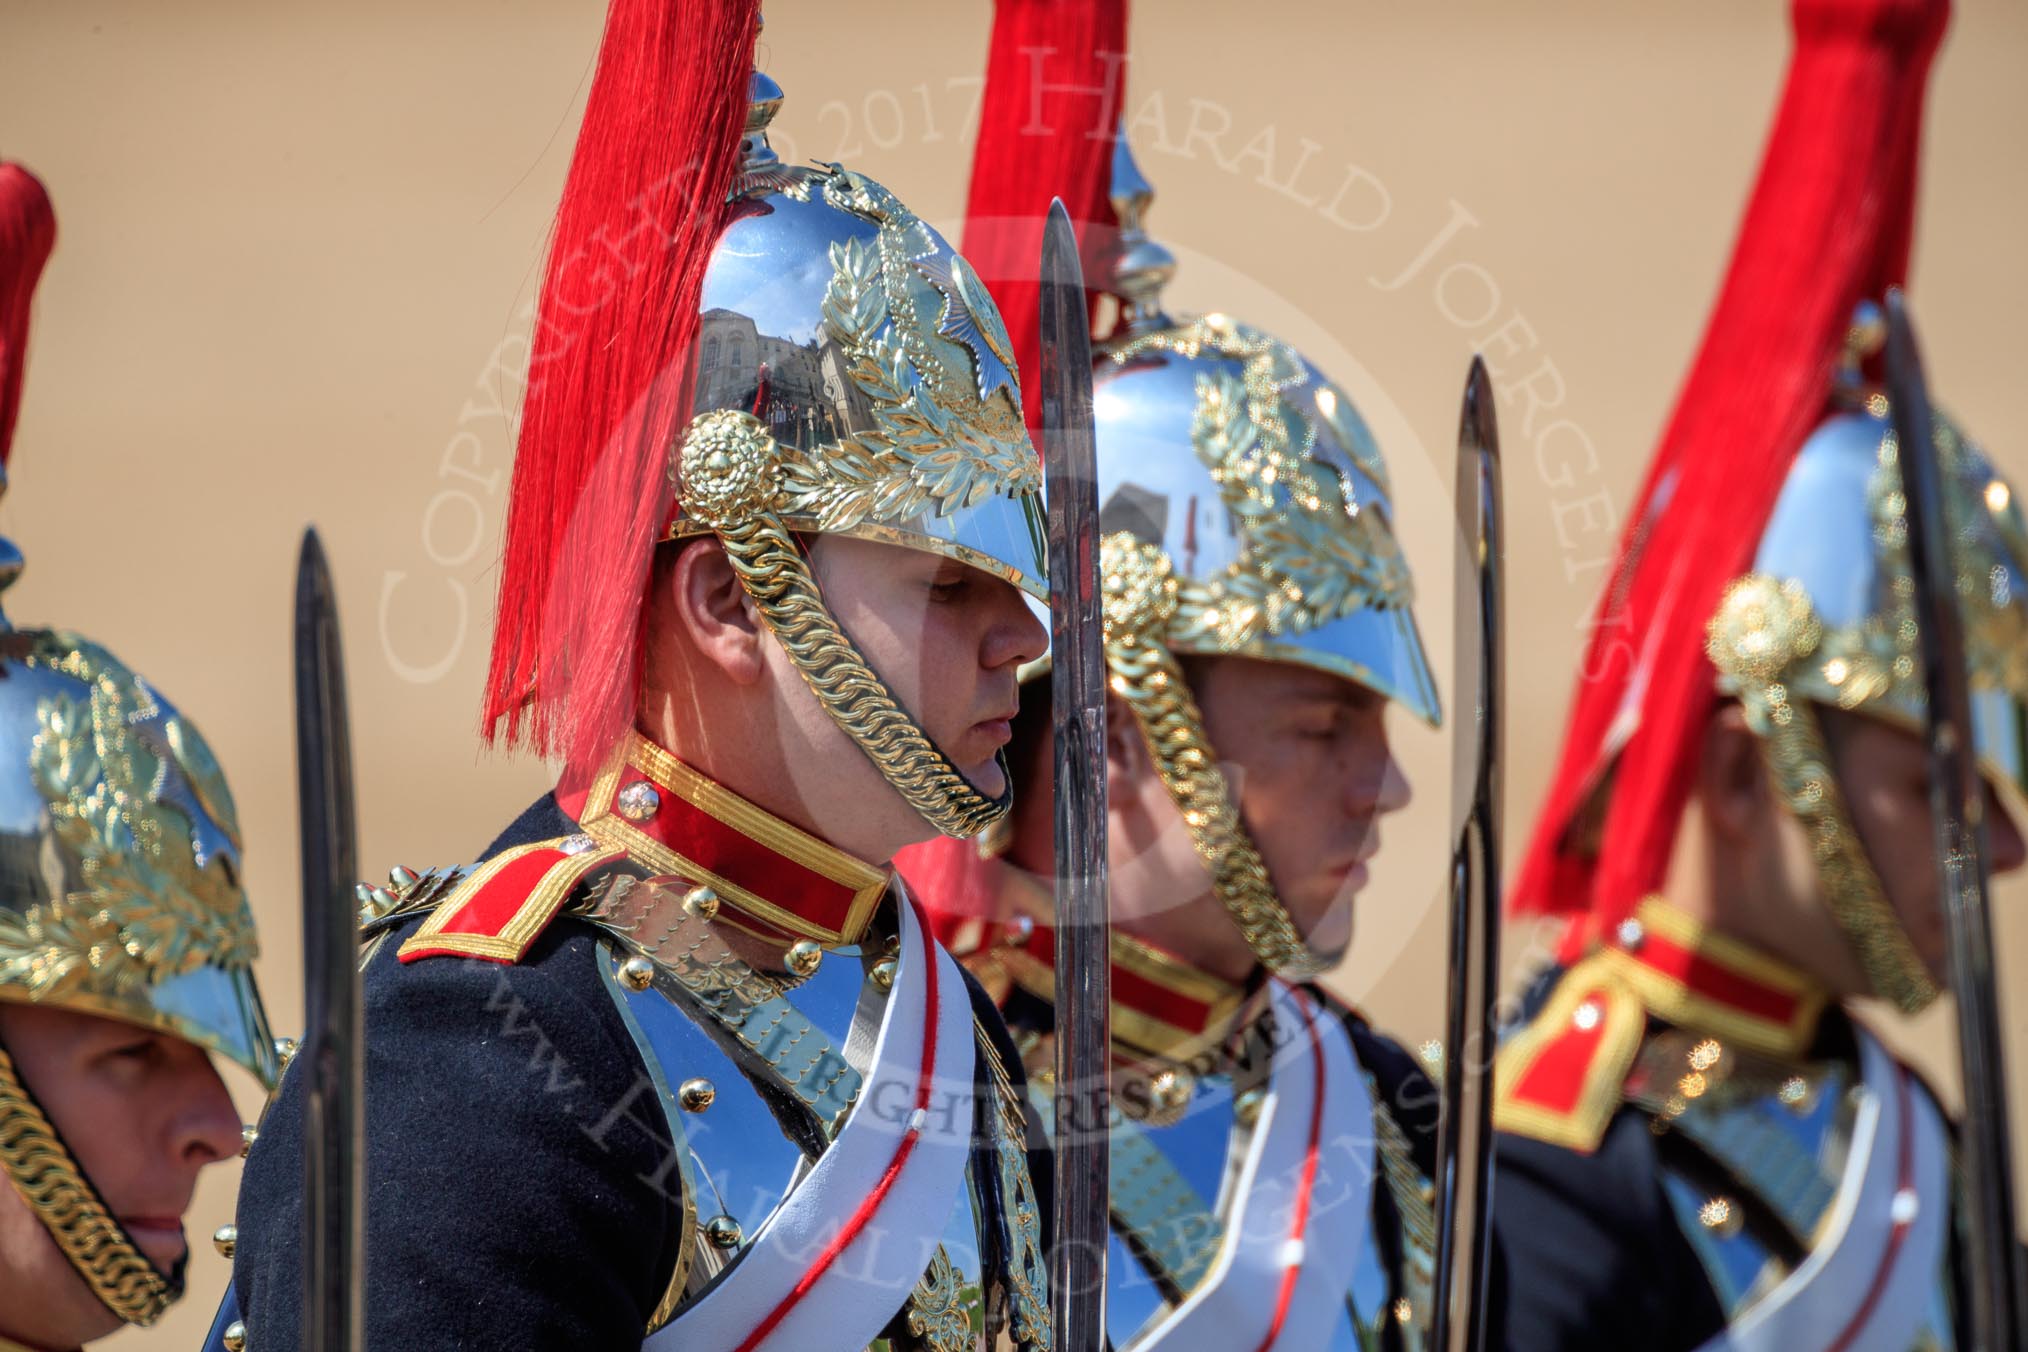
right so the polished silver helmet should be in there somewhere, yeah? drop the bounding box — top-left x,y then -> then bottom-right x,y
662,69 -> 1046,840
1707,303 -> 2028,1011
1090,136 -> 1439,977
0,613 -> 275,1327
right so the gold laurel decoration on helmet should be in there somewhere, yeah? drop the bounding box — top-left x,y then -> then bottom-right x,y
0,1046 -> 174,1324
1101,532 -> 1325,977
1108,315 -> 1411,655
1731,417 -> 2028,726
1708,576 -> 1936,1011
683,411 -> 1010,839
1872,419 -> 2028,701
771,166 -> 1039,533
0,633 -> 258,1005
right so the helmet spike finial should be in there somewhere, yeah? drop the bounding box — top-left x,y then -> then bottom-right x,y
742,12 -> 783,174
1106,128 -> 1175,339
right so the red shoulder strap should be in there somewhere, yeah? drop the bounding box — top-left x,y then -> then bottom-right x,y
1492,956 -> 1647,1154
397,839 -> 627,965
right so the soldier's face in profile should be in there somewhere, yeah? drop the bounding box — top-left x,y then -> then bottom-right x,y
1190,656 -> 1411,963
0,1002 -> 242,1347
1822,708 -> 2028,984
794,534 -> 1043,828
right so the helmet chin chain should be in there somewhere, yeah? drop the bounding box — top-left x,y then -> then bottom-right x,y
1707,573 -> 1940,1014
1756,702 -> 1939,1014
0,1041 -> 180,1326
682,411 -> 1013,841
1102,534 -> 1329,980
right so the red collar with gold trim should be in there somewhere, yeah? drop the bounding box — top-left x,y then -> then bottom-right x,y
1494,897 -> 1830,1153
565,732 -> 891,948
1601,896 -> 1828,1057
997,919 -> 1243,1060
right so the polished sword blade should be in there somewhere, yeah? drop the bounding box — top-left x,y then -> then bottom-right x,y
1882,288 -> 2024,1351
294,528 -> 363,1352
1040,197 -> 1111,1352
1432,355 -> 1503,1352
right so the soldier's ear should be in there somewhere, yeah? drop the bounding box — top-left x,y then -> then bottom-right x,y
1696,700 -> 1768,842
665,538 -> 766,686
1104,691 -> 1152,800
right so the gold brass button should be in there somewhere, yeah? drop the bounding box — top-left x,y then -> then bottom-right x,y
240,1125 -> 258,1158
619,954 -> 656,992
222,1321 -> 248,1351
870,958 -> 898,992
617,781 -> 662,822
213,1224 -> 237,1259
786,940 -> 823,978
1233,1088 -> 1266,1129
1698,1196 -> 1742,1239
705,1214 -> 743,1249
679,1078 -> 716,1113
683,885 -> 720,922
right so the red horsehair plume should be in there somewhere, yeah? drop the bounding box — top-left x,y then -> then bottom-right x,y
481,0 -> 764,784
0,164 -> 57,475
1512,0 -> 1950,945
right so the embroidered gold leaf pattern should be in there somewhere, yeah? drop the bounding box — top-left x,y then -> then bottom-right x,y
905,1246 -> 974,1352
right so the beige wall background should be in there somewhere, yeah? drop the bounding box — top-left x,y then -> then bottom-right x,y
1,1 -> 2023,1344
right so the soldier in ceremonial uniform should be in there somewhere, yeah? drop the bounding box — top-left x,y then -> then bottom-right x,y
902,10 -> 1447,1344
1490,0 -> 2025,1348
0,164 -> 277,1351
216,2 -> 1060,1349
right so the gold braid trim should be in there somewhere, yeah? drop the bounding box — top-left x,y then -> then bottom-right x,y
1104,537 -> 1323,977
717,511 -> 1009,839
977,1022 -> 1052,1349
1764,702 -> 1937,1013
1372,1095 -> 1437,1334
0,1047 -> 173,1325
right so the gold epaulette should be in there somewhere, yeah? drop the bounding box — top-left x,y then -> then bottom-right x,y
394,836 -> 628,965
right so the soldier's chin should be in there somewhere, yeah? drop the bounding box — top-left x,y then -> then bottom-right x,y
959,752 -> 1008,800
1298,903 -> 1353,966
1898,904 -> 1951,988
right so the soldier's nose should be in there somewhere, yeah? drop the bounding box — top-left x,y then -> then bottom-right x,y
172,1056 -> 246,1169
1984,786 -> 2027,877
986,584 -> 1048,670
1356,751 -> 1411,819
